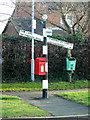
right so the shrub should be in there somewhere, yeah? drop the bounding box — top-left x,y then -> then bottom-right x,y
2,34 -> 89,83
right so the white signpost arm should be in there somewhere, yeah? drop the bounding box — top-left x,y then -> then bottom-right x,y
19,30 -> 73,49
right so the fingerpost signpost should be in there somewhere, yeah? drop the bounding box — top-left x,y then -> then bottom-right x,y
19,20 -> 76,98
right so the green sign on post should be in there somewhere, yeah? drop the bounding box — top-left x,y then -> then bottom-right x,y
66,57 -> 76,71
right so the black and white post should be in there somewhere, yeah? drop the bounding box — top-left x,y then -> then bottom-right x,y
42,14 -> 48,99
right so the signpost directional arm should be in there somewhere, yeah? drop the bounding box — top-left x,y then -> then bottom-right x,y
19,30 -> 74,49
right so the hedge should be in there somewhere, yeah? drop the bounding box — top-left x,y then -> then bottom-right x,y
2,34 -> 90,83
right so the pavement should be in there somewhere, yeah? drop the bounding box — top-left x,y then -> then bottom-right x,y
2,89 -> 90,120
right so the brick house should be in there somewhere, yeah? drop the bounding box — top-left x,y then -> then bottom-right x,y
3,2 -> 88,36
2,2 -> 69,36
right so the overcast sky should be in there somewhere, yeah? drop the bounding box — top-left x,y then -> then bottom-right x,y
0,0 -> 15,34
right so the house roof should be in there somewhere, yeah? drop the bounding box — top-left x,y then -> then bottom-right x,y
10,18 -> 43,35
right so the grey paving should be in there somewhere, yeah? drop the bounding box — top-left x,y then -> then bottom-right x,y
29,95 -> 89,116
2,89 -> 89,117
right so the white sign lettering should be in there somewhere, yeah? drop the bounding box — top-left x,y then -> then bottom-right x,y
46,28 -> 52,36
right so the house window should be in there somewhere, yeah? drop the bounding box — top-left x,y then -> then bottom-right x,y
66,14 -> 73,27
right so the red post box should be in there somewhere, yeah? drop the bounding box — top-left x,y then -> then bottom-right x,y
35,57 -> 46,75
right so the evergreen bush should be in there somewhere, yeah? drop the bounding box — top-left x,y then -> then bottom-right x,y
2,34 -> 89,83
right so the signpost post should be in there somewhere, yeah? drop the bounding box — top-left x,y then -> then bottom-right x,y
42,14 -> 48,98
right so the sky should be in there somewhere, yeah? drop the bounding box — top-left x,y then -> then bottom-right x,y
0,0 -> 15,34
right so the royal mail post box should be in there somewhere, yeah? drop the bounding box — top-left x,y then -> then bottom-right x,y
66,57 -> 76,71
35,57 -> 46,75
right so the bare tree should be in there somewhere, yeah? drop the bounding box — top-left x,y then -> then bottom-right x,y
35,2 -> 89,35
0,1 -> 89,36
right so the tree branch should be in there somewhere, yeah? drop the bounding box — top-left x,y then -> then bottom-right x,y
35,4 -> 71,33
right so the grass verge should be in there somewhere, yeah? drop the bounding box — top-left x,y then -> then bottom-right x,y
56,90 -> 90,106
0,80 -> 88,92
0,95 -> 50,118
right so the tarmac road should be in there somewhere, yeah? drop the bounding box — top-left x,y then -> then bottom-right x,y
2,89 -> 89,120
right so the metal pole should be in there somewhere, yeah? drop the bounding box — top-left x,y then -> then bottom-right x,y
67,49 -> 72,82
42,14 -> 48,98
31,0 -> 34,81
